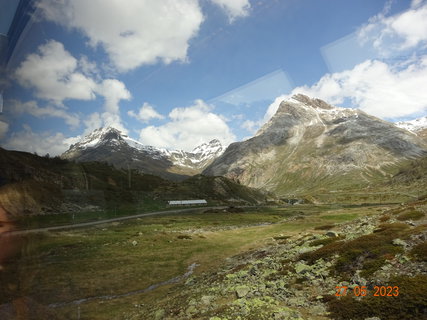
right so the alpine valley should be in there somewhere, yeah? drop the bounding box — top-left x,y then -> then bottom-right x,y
3,94 -> 427,215
2,94 -> 427,320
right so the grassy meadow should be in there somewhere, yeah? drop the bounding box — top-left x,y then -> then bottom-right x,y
7,203 -> 396,319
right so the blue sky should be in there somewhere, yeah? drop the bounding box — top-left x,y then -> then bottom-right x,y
1,0 -> 427,155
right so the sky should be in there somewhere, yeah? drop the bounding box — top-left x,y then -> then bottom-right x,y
0,0 -> 427,156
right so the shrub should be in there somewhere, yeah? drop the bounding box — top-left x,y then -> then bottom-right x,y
314,224 -> 335,230
301,223 -> 409,278
379,215 -> 390,222
177,235 -> 192,240
410,241 -> 427,262
397,210 -> 425,221
327,275 -> 427,320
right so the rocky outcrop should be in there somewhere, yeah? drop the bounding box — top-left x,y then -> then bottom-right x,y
139,199 -> 427,320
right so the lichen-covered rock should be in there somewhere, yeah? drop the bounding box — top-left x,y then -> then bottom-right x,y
201,295 -> 215,306
235,285 -> 250,298
392,238 -> 407,247
294,262 -> 310,274
154,309 -> 165,320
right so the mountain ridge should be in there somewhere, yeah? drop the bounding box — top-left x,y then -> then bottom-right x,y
61,127 -> 224,180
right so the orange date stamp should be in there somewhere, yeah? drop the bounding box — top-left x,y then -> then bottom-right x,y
335,285 -> 399,297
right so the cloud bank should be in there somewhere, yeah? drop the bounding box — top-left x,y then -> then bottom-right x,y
139,100 -> 235,151
37,0 -> 205,72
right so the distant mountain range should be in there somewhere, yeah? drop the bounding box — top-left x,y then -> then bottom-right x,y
2,94 -> 427,214
61,127 -> 224,180
60,94 -> 427,196
203,94 -> 427,195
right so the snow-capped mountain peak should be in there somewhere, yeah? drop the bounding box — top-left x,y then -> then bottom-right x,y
70,126 -> 122,149
256,94 -> 359,137
62,127 -> 224,175
192,139 -> 223,155
163,139 -> 224,169
396,116 -> 427,133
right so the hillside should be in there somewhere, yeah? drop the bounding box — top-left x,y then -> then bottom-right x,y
0,148 -> 266,217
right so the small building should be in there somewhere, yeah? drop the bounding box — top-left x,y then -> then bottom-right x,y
168,199 -> 207,206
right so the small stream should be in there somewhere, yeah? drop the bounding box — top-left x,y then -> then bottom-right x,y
49,263 -> 198,308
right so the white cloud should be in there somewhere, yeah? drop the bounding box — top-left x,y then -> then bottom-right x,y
260,3 -> 427,125
411,0 -> 423,8
83,112 -> 103,134
15,40 -> 131,132
3,125 -> 80,156
82,111 -> 128,135
263,94 -> 287,123
15,40 -> 97,104
265,56 -> 427,121
210,0 -> 251,21
128,102 -> 164,123
389,5 -> 427,49
10,100 -> 80,128
37,0 -> 204,72
95,79 -> 131,114
139,99 -> 235,151
241,119 -> 262,134
94,79 -> 131,133
100,112 -> 128,134
14,40 -> 132,133
0,120 -> 9,139
357,2 -> 427,56
78,55 -> 99,79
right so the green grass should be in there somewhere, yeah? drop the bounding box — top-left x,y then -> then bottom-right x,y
15,200 -> 208,230
396,210 -> 425,221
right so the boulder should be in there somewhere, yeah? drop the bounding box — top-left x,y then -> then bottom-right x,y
154,309 -> 165,320
325,231 -> 339,238
235,285 -> 250,298
392,238 -> 407,247
295,262 -> 310,274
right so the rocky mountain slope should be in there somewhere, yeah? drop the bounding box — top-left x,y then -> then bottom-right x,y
396,116 -> 427,141
129,197 -> 427,320
61,127 -> 224,180
203,94 -> 427,195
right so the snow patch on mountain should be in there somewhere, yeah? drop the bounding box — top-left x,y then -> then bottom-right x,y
162,139 -> 224,169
